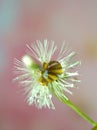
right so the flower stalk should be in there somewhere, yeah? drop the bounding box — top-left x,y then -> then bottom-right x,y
49,83 -> 97,129
92,126 -> 97,130
61,98 -> 97,127
50,83 -> 97,129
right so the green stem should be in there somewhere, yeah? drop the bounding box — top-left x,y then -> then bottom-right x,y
60,97 -> 97,127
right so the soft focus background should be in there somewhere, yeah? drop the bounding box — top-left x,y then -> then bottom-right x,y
0,0 -> 97,130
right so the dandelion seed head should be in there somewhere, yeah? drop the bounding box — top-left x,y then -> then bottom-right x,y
13,39 -> 80,109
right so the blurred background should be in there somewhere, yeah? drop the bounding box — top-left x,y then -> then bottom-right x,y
0,0 -> 97,130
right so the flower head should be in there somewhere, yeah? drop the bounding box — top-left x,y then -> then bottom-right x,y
13,39 -> 80,109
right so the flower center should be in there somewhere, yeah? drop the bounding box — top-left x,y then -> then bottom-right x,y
38,61 -> 63,86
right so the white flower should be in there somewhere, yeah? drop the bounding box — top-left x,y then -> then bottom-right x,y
13,39 -> 80,109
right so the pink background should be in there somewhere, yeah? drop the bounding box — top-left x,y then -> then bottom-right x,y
0,1 -> 97,130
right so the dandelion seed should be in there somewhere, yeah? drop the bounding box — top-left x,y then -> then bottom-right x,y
13,39 -> 80,109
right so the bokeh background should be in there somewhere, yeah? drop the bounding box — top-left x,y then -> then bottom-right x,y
0,0 -> 97,130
